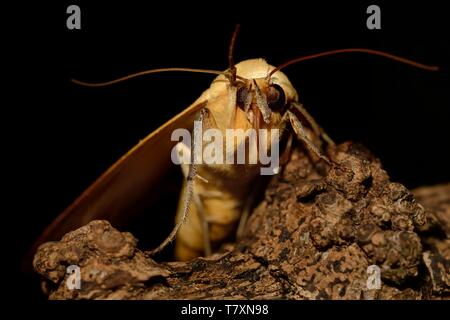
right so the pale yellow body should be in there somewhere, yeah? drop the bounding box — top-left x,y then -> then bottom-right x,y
175,59 -> 299,260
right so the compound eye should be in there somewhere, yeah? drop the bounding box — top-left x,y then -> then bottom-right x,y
236,86 -> 251,110
267,84 -> 286,112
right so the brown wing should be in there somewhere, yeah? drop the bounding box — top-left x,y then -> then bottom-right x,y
31,98 -> 207,254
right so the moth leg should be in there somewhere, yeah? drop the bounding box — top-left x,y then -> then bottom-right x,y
236,177 -> 264,240
279,131 -> 294,167
192,192 -> 212,256
236,204 -> 250,241
292,102 -> 335,146
149,109 -> 208,256
287,110 -> 331,164
237,133 -> 293,239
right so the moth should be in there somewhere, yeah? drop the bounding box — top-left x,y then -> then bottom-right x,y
32,27 -> 438,262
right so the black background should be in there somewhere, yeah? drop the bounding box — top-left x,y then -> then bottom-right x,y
10,1 -> 449,302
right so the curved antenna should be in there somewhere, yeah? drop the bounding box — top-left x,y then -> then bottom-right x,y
71,67 -> 225,87
269,48 -> 439,77
228,24 -> 241,85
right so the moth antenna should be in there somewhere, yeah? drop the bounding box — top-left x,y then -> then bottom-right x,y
253,80 -> 272,124
228,24 -> 241,85
148,108 -> 208,256
148,172 -> 195,256
71,67 -> 224,87
269,48 -> 439,77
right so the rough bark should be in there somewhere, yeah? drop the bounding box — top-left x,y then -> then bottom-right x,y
33,142 -> 450,299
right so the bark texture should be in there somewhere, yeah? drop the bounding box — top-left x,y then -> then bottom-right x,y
33,142 -> 450,299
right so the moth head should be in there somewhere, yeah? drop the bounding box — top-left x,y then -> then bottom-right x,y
235,79 -> 289,128
230,59 -> 298,131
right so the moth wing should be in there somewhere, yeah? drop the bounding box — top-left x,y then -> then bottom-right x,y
32,97 -> 207,252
